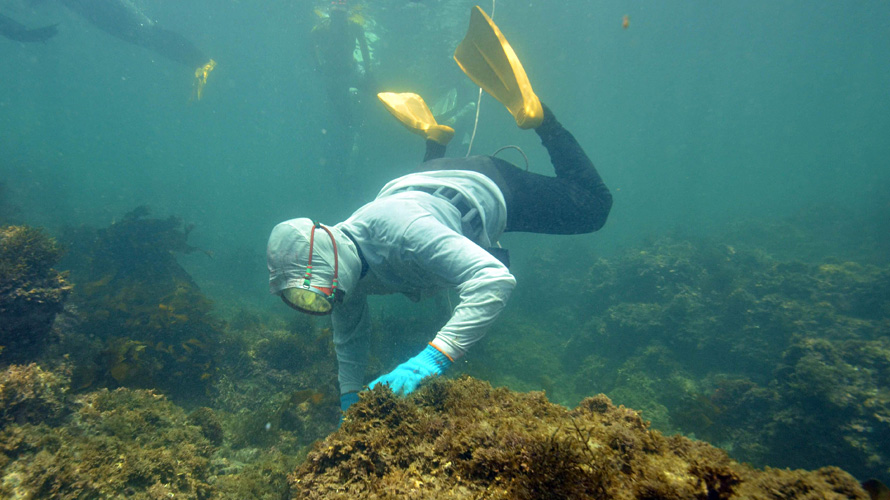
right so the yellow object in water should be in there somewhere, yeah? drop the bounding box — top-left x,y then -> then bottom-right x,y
281,287 -> 333,315
453,6 -> 542,129
377,92 -> 455,145
193,59 -> 216,100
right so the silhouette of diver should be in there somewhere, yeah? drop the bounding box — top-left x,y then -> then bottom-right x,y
2,0 -> 215,98
60,0 -> 208,69
0,13 -> 57,42
310,0 -> 375,172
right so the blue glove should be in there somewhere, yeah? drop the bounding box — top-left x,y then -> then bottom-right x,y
368,344 -> 452,396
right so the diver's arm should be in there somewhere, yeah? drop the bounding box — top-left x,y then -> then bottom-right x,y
332,292 -> 371,394
403,216 -> 515,360
0,13 -> 57,42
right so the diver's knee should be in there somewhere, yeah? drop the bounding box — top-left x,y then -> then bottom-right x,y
578,189 -> 612,233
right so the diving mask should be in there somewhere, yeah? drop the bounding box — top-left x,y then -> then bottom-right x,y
280,286 -> 338,316
268,218 -> 361,317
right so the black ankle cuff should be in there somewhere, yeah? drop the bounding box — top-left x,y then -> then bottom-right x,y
423,140 -> 447,162
535,103 -> 560,137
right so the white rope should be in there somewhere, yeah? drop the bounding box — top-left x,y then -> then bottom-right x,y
465,0 -> 496,157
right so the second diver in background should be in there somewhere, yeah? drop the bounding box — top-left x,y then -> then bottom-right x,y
0,12 -> 58,42
309,0 -> 376,176
58,0 -> 216,99
1,0 -> 215,99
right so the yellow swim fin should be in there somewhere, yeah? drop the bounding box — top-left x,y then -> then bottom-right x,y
453,6 -> 542,129
192,59 -> 216,101
377,92 -> 455,145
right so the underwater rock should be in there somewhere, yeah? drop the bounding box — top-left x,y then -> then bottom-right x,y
213,325 -> 340,452
762,336 -> 890,481
189,407 -> 225,447
59,208 -> 222,401
0,226 -> 71,365
0,363 -> 71,427
287,377 -> 868,500
497,236 -> 890,481
0,361 -> 325,500
0,372 -> 216,499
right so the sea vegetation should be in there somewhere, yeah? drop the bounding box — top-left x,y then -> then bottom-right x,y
211,313 -> 339,452
0,363 -> 71,427
0,225 -> 71,364
59,207 -> 222,400
0,363 -> 215,499
289,376 -> 869,499
3,197 -> 885,497
0,207 -> 344,498
478,236 -> 890,483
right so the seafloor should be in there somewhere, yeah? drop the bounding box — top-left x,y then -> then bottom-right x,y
1,202 -> 888,498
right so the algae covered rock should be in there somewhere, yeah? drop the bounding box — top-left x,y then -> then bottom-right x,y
0,225 -> 71,364
0,363 -> 71,426
60,208 -> 222,400
0,377 -> 216,499
495,236 -> 890,481
288,377 -> 868,500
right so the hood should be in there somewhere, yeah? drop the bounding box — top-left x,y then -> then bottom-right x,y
267,218 -> 361,299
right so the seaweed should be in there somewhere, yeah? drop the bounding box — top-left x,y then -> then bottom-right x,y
0,363 -> 71,427
0,366 -> 216,499
475,235 -> 890,482
288,377 -> 868,500
59,208 -> 221,401
0,225 -> 71,364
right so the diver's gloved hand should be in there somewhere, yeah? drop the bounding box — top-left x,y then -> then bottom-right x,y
368,344 -> 452,395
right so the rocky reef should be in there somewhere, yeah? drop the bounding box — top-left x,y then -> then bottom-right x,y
0,363 -> 215,499
289,376 -> 869,500
0,208 -> 343,498
0,361 -> 876,500
59,207 -> 223,400
2,200 -> 886,498
0,225 -> 71,365
475,236 -> 890,483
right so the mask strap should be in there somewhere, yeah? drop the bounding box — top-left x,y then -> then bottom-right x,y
302,222 -> 339,297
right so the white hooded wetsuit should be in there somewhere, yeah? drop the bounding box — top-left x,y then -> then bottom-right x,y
333,170 -> 515,394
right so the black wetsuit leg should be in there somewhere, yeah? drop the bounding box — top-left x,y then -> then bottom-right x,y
60,0 -> 206,68
499,104 -> 612,234
419,106 -> 612,235
0,13 -> 57,42
423,140 -> 447,163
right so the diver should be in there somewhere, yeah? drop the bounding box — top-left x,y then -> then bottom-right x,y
0,13 -> 58,42
309,0 -> 375,172
22,0 -> 216,98
267,7 -> 612,417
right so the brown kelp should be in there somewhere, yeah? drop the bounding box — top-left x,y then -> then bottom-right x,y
60,207 -> 221,400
